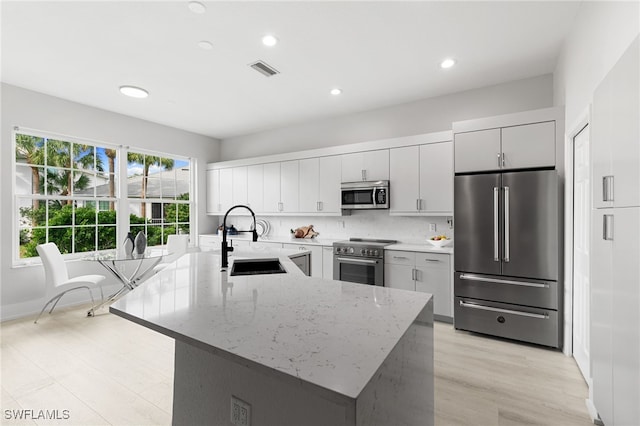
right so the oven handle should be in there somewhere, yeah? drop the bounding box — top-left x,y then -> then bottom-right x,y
459,300 -> 549,319
336,257 -> 379,265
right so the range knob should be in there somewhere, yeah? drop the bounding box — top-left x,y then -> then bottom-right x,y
348,247 -> 355,254
361,249 -> 367,255
373,249 -> 379,256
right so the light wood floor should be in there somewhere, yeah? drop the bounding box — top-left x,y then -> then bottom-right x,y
1,305 -> 592,425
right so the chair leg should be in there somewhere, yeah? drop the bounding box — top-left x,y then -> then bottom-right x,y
34,286 -> 96,324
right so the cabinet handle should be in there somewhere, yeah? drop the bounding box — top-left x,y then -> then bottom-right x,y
603,214 -> 614,241
361,170 -> 366,181
493,187 -> 499,261
504,186 -> 510,263
424,258 -> 440,262
411,268 -> 416,281
393,256 -> 409,260
459,300 -> 549,319
497,153 -> 502,168
416,199 -> 420,211
502,153 -> 506,167
278,202 -> 283,211
602,176 -> 614,202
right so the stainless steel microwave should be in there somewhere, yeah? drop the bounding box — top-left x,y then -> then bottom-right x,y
340,181 -> 389,210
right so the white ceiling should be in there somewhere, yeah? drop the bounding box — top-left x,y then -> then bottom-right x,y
1,1 -> 580,140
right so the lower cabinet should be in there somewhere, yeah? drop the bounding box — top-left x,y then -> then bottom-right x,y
385,250 -> 452,320
322,246 -> 334,280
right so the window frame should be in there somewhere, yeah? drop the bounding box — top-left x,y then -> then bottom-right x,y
12,127 -> 196,267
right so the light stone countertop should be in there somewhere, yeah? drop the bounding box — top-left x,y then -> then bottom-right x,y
200,233 -> 342,246
386,243 -> 454,254
110,250 -> 432,401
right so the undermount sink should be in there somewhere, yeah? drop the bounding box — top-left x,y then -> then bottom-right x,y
230,258 -> 287,276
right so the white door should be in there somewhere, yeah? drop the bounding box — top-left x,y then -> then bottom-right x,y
573,124 -> 590,382
262,163 -> 280,213
247,164 -> 264,212
280,160 -> 299,212
298,158 -> 320,213
420,141 -> 454,214
318,155 -> 341,213
389,146 -> 419,213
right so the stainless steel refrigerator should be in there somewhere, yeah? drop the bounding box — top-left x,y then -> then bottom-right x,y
454,169 -> 562,348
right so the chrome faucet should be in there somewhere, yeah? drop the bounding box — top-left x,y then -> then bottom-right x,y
221,205 -> 258,269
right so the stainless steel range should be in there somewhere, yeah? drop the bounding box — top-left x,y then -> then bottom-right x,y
333,238 -> 396,286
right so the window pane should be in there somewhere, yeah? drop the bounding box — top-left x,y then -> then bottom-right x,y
74,205 -> 96,225
97,173 -> 117,198
177,223 -> 190,235
98,226 -> 117,250
73,171 -> 96,196
146,225 -> 162,247
17,198 -> 46,227
15,134 -> 45,165
129,201 -> 149,223
74,145 -> 96,171
98,206 -> 117,224
48,227 -> 72,254
177,203 -> 190,221
47,201 -> 72,225
47,139 -> 71,167
74,226 -> 96,253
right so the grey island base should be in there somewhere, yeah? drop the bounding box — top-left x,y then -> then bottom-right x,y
110,250 -> 434,426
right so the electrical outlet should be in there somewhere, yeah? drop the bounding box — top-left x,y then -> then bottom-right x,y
231,396 -> 251,426
429,223 -> 437,232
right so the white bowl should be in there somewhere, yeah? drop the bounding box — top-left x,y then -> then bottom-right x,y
426,238 -> 452,248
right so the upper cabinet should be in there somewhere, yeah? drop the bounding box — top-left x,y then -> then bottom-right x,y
247,164 -> 264,212
206,169 -> 220,214
341,149 -> 389,182
390,141 -> 453,215
218,168 -> 233,213
453,110 -> 558,174
592,35 -> 639,209
280,160 -> 299,213
263,162 -> 281,213
299,156 -> 341,214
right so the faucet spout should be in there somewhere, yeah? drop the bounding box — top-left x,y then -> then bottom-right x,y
221,205 -> 258,270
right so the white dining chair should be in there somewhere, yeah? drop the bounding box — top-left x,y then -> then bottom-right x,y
35,242 -> 106,323
153,234 -> 190,273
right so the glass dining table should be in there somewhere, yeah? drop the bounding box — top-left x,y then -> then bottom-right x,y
84,250 -> 164,315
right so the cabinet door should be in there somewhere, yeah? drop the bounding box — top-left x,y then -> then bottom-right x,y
298,158 -> 320,213
420,141 -> 453,214
341,152 -> 364,182
363,149 -> 389,181
263,163 -> 280,213
218,168 -> 233,213
280,161 -> 299,212
592,70 -> 614,209
322,246 -> 334,279
384,263 -> 415,291
591,209 -> 614,426
611,207 -> 640,425
610,38 -> 639,208
318,156 -> 341,213
415,253 -> 451,318
232,166 -> 248,206
247,164 -> 264,212
390,146 -> 420,213
501,122 -> 555,170
454,128 -> 501,173
206,169 -> 219,214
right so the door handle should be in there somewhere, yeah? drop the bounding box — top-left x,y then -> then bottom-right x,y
459,300 -> 549,319
459,273 -> 550,288
504,186 -> 510,262
602,176 -> 614,202
603,214 -> 614,241
493,187 -> 499,262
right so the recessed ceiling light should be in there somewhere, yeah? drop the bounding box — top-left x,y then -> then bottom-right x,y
440,58 -> 456,69
188,1 -> 206,14
119,86 -> 149,99
330,88 -> 342,96
262,35 -> 278,47
197,40 -> 213,50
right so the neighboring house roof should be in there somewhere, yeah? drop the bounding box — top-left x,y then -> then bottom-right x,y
76,168 -> 191,199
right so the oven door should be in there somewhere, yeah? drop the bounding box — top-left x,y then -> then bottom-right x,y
333,256 -> 384,286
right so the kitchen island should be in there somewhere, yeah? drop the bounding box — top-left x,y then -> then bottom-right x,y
110,250 -> 433,426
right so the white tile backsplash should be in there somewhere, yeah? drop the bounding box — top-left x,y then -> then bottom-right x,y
219,210 -> 453,244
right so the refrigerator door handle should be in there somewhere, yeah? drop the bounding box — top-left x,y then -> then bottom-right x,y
493,187 -> 499,261
459,300 -> 549,319
504,186 -> 510,262
459,273 -> 550,288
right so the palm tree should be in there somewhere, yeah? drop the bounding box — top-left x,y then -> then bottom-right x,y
105,148 -> 117,210
47,140 -> 103,205
127,153 -> 174,218
15,134 -> 45,223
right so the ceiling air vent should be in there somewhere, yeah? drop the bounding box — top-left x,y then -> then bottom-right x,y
249,60 -> 279,77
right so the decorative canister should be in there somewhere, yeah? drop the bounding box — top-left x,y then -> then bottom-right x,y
124,232 -> 135,258
134,231 -> 147,255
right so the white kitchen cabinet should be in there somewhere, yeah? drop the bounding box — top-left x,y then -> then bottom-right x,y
232,166 -> 248,207
385,250 -> 452,319
454,129 -> 500,173
280,160 -> 299,213
592,36 -> 639,209
218,168 -> 233,214
199,235 -> 218,252
590,37 -> 640,426
341,150 -> 389,182
322,246 -> 334,280
206,169 -> 220,214
247,164 -> 264,212
263,163 -> 281,213
390,142 -> 453,215
454,123 -> 555,173
282,242 -> 322,278
299,156 -> 341,214
250,241 -> 283,249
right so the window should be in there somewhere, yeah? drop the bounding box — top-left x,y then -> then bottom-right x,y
13,128 -> 193,264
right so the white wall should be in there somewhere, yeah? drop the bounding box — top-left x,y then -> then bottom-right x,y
553,2 -> 639,359
220,74 -> 554,160
0,83 -> 221,320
